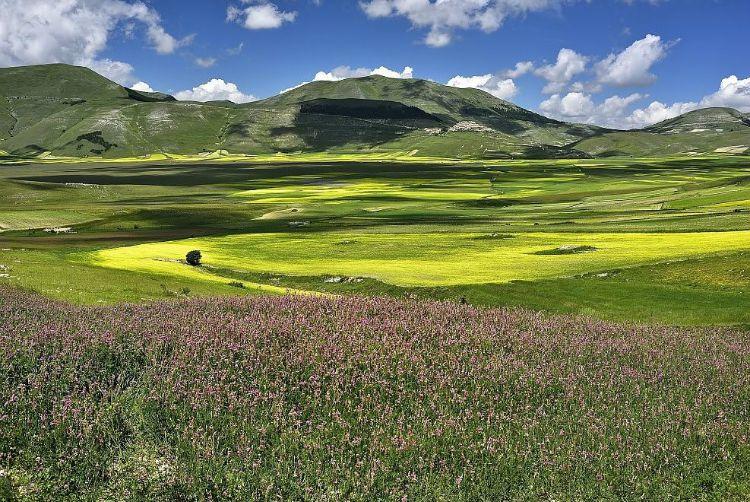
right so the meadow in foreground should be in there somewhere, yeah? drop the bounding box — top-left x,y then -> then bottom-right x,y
2,286 -> 749,500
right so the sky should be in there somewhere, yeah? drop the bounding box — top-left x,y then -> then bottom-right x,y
0,0 -> 748,129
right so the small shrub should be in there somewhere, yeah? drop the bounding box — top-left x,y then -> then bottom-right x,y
228,281 -> 245,289
186,250 -> 202,266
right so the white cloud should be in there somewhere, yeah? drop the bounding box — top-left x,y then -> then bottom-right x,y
501,61 -> 534,79
88,59 -> 138,86
131,81 -> 155,92
283,65 -> 414,93
616,74 -> 750,129
624,100 -> 698,128
314,65 -> 413,81
360,0 -> 569,47
540,91 -> 646,128
147,27 -> 193,55
370,66 -> 414,79
598,93 -> 645,119
570,81 -> 603,94
175,79 -> 256,103
540,92 -> 595,120
534,48 -> 588,94
700,75 -> 750,112
0,0 -> 189,86
446,74 -> 518,100
595,34 -> 671,87
195,57 -> 217,68
228,2 -> 297,30
542,73 -> 750,130
425,30 -> 452,48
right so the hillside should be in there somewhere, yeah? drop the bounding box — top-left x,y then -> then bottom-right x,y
575,108 -> 750,156
245,75 -> 603,157
0,64 -> 600,158
0,64 -> 747,159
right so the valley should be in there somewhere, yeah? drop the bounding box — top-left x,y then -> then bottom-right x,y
2,155 -> 748,326
2,2 -> 750,496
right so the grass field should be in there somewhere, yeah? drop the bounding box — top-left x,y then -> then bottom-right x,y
3,288 -> 750,499
1,154 -> 749,325
3,155 -> 750,499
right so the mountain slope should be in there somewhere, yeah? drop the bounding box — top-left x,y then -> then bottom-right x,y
575,108 -> 750,157
0,64 -> 234,157
0,64 -> 129,140
252,76 -> 604,154
0,64 -> 747,159
645,107 -> 750,134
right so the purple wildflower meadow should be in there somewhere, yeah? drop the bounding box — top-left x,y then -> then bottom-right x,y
1,286 -> 749,499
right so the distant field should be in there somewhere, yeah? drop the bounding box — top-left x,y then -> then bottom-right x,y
1,155 -> 749,325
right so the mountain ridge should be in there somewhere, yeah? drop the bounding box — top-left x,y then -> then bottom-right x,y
0,64 -> 747,159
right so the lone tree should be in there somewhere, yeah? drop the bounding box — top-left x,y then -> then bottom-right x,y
186,250 -> 202,266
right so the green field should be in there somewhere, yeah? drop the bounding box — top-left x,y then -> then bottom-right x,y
1,155 -> 749,325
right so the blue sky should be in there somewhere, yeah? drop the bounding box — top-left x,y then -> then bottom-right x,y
1,0 -> 749,128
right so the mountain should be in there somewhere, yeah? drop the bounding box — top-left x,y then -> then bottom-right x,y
574,108 -> 750,157
0,64 -> 602,158
242,75 -> 604,157
0,64 -> 747,159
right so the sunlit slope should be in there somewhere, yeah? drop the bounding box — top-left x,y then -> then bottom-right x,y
576,108 -> 750,156
0,64 -> 130,141
92,230 -> 750,287
1,100 -> 236,157
0,64 -> 236,157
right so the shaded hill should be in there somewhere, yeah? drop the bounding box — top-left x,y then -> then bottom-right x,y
0,64 -> 747,159
575,108 -> 750,157
298,98 -> 441,121
252,76 -> 604,155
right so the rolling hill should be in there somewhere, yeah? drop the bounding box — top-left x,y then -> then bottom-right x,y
574,108 -> 750,157
0,63 -> 748,159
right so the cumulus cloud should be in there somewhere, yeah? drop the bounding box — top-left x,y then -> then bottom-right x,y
446,74 -> 518,100
595,34 -> 671,87
370,66 -> 415,79
625,75 -> 750,128
700,75 -> 750,111
540,91 -> 646,128
624,101 -> 698,128
314,65 -> 413,81
282,65 -> 414,93
360,0 -> 570,47
534,48 -> 588,94
501,61 -> 534,79
88,59 -> 138,86
540,92 -> 595,120
131,81 -> 155,92
0,0 -> 189,86
148,27 -> 193,55
542,74 -> 750,130
227,2 -> 297,30
619,74 -> 750,129
175,79 -> 256,103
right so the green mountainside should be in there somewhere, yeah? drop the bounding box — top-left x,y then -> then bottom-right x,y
0,64 -> 748,159
575,107 -> 750,157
